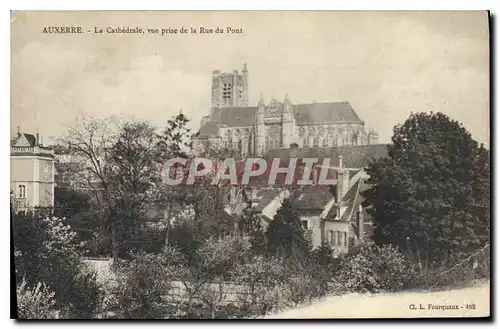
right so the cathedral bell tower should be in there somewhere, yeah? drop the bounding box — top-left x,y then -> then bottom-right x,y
211,63 -> 249,109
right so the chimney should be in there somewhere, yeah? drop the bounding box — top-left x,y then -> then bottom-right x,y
356,204 -> 364,243
336,155 -> 350,202
36,132 -> 40,146
17,126 -> 20,136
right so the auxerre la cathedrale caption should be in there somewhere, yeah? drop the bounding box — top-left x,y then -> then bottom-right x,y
42,26 -> 243,35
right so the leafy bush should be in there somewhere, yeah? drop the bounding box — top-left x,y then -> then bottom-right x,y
16,280 -> 59,319
281,272 -> 315,307
332,245 -> 413,293
197,234 -> 251,281
105,249 -> 181,319
307,244 -> 339,298
13,211 -> 102,318
68,265 -> 103,319
232,256 -> 288,317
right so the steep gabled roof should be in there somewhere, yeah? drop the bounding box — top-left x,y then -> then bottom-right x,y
12,133 -> 37,147
254,188 -> 283,212
264,144 -> 389,169
290,186 -> 334,211
213,106 -> 258,127
24,134 -> 37,146
293,102 -> 363,125
198,121 -> 220,139
198,101 -> 364,135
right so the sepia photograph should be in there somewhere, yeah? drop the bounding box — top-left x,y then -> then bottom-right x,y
10,10 -> 490,319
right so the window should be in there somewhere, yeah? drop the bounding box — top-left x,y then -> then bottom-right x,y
18,185 -> 26,198
308,135 -> 315,147
43,163 -> 49,172
301,220 -> 308,230
222,83 -> 232,99
313,136 -> 319,148
343,232 -> 348,246
337,231 -> 343,246
329,230 -> 335,247
265,138 -> 281,152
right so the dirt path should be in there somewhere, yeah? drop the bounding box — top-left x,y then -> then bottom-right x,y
267,281 -> 490,319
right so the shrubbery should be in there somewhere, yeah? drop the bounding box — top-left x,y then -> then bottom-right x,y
104,251 -> 179,319
13,211 -> 102,318
16,280 -> 59,319
332,244 -> 414,294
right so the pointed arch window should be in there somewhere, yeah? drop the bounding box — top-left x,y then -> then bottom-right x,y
313,136 -> 319,148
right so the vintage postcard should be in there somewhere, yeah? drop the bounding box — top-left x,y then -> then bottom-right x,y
10,11 -> 490,319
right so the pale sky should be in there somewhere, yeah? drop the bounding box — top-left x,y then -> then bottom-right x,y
11,11 -> 490,146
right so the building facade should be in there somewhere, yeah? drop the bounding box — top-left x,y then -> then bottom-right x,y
196,64 -> 379,155
10,131 -> 55,210
224,144 -> 388,254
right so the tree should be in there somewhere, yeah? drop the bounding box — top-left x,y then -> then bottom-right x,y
363,112 -> 490,267
265,197 -> 310,265
56,116 -> 117,257
54,186 -> 91,218
105,121 -> 163,258
55,116 -> 115,216
157,111 -> 197,159
12,210 -> 101,318
53,187 -> 96,249
156,112 -> 200,246
58,117 -> 165,259
239,206 -> 266,254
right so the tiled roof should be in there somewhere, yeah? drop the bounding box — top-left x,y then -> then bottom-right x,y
254,188 -> 282,211
197,101 -> 364,135
264,144 -> 389,169
198,122 -> 220,138
290,186 -> 333,210
213,106 -> 258,127
293,102 -> 363,124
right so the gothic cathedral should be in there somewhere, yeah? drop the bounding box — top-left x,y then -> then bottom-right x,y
196,64 -> 378,155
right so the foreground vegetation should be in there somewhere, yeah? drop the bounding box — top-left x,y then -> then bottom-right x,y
13,111 -> 490,319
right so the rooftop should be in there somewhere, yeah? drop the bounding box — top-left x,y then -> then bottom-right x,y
198,101 -> 364,138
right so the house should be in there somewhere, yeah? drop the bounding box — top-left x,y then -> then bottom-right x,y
10,129 -> 55,210
225,144 -> 388,255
